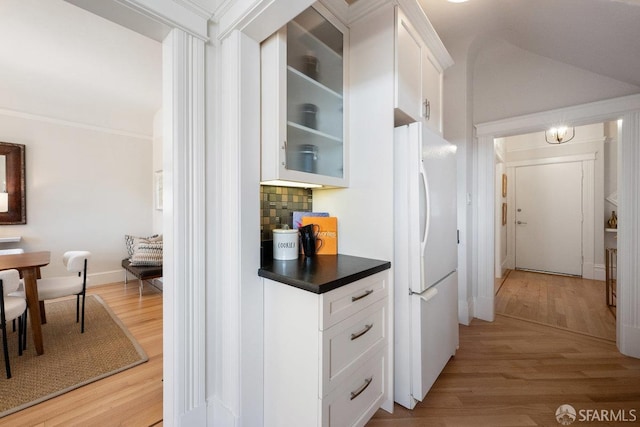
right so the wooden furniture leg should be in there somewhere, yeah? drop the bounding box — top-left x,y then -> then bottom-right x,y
22,268 -> 44,355
39,301 -> 47,324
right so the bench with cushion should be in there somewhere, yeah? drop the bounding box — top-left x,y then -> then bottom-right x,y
123,234 -> 163,296
122,258 -> 163,296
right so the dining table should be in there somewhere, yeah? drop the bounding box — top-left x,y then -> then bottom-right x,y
0,251 -> 50,355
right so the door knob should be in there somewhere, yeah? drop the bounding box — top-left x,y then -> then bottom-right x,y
517,221 -> 527,225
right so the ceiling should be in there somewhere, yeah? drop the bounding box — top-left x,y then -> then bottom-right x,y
419,0 -> 640,87
0,0 -> 162,137
2,0 -> 639,138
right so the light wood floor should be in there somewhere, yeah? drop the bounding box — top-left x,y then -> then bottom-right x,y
0,282 -> 163,427
368,314 -> 640,426
2,277 -> 634,426
495,269 -> 616,341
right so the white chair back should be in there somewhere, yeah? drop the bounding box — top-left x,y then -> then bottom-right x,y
63,251 -> 91,273
0,269 -> 21,295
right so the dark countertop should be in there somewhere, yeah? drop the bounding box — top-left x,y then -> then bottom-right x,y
258,254 -> 391,294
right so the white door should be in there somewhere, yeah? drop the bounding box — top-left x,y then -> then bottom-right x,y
515,162 -> 583,276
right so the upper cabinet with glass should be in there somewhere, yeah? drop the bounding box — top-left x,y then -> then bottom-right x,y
261,5 -> 348,187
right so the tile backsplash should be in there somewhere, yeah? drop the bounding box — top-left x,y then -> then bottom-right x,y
260,185 -> 313,240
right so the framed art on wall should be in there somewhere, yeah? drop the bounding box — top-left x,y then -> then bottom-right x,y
502,202 -> 507,226
502,173 -> 507,198
154,170 -> 163,210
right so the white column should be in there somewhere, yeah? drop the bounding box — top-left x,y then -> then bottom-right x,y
618,112 -> 640,358
210,29 -> 263,427
163,29 -> 207,425
474,135 -> 495,321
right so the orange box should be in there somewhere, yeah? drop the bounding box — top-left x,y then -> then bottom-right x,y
301,216 -> 337,255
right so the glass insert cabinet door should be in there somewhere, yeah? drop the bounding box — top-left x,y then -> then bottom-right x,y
261,5 -> 348,187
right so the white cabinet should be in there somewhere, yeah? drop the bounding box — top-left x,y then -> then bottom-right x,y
394,6 -> 444,134
261,5 -> 348,187
395,10 -> 422,123
421,45 -> 442,133
264,271 -> 389,427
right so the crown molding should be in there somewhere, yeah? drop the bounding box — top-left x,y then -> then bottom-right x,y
0,108 -> 152,140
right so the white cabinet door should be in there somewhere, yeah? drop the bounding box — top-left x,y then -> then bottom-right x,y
261,5 -> 348,188
394,7 -> 443,133
395,7 -> 422,124
422,47 -> 442,134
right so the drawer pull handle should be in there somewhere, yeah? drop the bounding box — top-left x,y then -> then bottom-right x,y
350,377 -> 373,400
351,324 -> 373,341
351,289 -> 373,302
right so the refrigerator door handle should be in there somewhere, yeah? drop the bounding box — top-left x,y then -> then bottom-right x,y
420,162 -> 430,251
413,287 -> 438,303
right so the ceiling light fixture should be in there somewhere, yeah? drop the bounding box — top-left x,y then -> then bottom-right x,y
545,126 -> 575,144
447,0 -> 469,3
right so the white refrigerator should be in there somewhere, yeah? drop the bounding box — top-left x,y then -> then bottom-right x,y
393,121 -> 459,409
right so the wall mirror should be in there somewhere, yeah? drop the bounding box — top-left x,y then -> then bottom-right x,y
0,142 -> 26,224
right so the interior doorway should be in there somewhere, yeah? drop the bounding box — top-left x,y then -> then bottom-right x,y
495,123 -> 605,282
493,123 -> 612,338
476,96 -> 640,358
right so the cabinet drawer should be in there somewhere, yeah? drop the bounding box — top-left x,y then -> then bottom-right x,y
321,349 -> 386,427
321,298 -> 387,395
320,271 -> 388,330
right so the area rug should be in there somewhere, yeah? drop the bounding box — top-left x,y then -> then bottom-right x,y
0,295 -> 148,418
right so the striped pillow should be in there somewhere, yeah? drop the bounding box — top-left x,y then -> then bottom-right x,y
125,234 -> 160,257
130,240 -> 163,266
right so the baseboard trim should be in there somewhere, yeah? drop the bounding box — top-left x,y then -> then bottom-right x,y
87,270 -> 127,287
583,262 -> 595,280
474,295 -> 495,322
593,263 -> 606,281
458,298 -> 474,326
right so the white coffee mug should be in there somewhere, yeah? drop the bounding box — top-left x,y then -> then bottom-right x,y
273,229 -> 299,260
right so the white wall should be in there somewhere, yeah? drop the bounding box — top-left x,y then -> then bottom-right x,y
0,0 -> 161,138
441,36 -> 476,325
0,112 -> 155,283
313,3 -> 395,263
473,38 -> 640,124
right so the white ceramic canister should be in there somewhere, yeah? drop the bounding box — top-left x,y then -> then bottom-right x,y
273,228 -> 299,260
